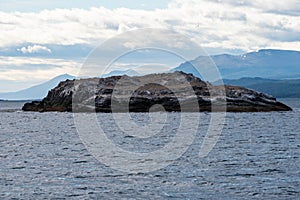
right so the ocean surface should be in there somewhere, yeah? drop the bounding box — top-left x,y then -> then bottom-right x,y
0,99 -> 299,199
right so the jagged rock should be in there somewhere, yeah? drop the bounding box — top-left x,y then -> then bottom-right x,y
22,72 -> 292,112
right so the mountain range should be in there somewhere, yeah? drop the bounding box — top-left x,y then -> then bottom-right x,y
101,69 -> 141,78
0,74 -> 75,100
173,49 -> 300,79
221,77 -> 300,98
1,49 -> 299,100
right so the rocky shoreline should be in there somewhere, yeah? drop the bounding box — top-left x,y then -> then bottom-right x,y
22,71 -> 292,112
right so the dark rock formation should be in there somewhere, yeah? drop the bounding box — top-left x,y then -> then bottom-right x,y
22,71 -> 292,112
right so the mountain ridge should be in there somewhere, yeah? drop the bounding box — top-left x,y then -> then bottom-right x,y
1,49 -> 299,100
101,69 -> 141,78
173,49 -> 300,79
0,74 -> 75,100
221,77 -> 300,98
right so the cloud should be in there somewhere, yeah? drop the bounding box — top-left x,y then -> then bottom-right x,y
18,45 -> 52,54
0,0 -> 298,53
205,0 -> 300,14
0,0 -> 300,92
0,56 -> 79,81
0,56 -> 78,67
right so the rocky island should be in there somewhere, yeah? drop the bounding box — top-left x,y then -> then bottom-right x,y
22,71 -> 292,112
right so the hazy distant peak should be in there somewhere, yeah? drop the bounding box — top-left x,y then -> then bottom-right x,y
101,69 -> 141,78
0,74 -> 75,100
52,74 -> 75,80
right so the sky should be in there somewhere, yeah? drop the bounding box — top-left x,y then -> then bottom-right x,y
0,0 -> 300,92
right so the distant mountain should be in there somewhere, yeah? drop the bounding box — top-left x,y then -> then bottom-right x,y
221,77 -> 281,87
221,77 -> 300,98
172,49 -> 300,79
101,69 -> 141,78
0,74 -> 75,100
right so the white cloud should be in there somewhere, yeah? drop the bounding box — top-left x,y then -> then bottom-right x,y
0,56 -> 79,81
0,0 -> 300,92
0,0 -> 299,52
18,45 -> 52,54
0,56 -> 78,67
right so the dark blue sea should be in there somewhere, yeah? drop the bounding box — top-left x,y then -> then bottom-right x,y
0,99 -> 299,199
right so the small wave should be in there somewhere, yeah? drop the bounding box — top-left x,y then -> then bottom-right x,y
0,109 -> 21,113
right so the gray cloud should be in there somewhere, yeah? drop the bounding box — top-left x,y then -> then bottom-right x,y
0,0 -> 299,91
0,0 -> 298,52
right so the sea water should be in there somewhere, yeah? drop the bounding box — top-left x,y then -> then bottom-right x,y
0,99 -> 299,199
